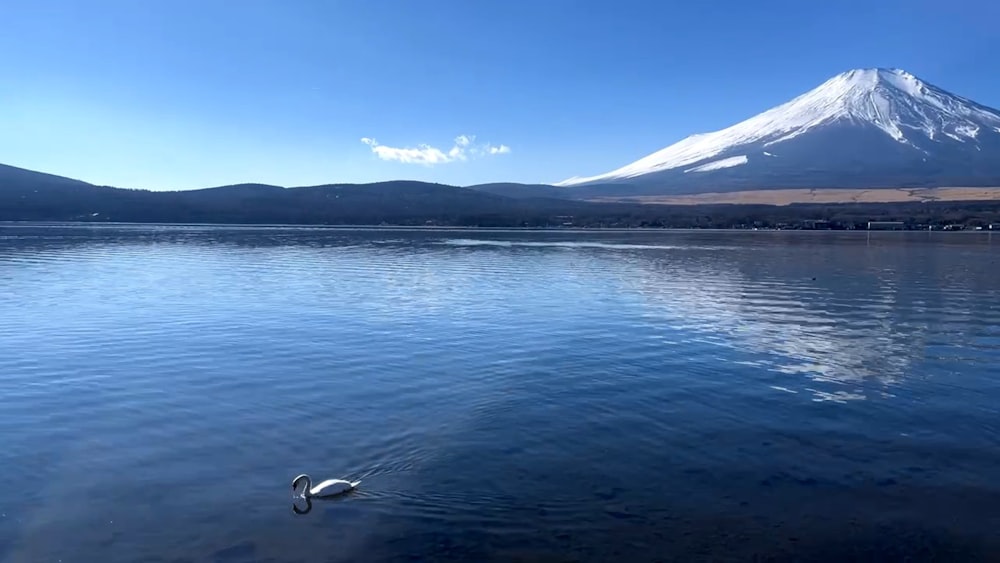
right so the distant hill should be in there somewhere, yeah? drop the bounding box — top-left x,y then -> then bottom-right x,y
0,163 -> 594,226
0,163 -> 139,221
0,162 -> 102,193
3,161 -> 1000,229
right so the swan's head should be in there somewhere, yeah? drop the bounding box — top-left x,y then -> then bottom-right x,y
291,474 -> 310,495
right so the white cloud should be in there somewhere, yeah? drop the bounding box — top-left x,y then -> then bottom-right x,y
360,137 -> 450,164
361,134 -> 510,165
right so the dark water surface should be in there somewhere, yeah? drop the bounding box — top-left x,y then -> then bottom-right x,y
2,225 -> 999,562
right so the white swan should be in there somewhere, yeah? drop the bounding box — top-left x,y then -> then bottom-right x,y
292,474 -> 360,498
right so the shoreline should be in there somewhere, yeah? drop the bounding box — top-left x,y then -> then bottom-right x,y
2,220 -> 997,233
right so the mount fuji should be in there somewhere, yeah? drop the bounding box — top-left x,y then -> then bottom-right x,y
558,68 -> 1000,195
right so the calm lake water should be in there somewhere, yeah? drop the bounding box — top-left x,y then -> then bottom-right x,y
1,224 -> 999,562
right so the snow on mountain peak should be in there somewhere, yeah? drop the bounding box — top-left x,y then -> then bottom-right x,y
558,68 -> 1000,186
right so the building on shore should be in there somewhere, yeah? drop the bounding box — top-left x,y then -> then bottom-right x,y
867,221 -> 905,231
801,220 -> 832,230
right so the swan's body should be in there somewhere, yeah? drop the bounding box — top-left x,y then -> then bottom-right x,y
292,474 -> 360,498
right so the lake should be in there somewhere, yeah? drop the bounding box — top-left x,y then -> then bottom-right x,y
1,224 -> 999,562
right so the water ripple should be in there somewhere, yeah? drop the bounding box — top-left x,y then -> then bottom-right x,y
1,225 -> 999,561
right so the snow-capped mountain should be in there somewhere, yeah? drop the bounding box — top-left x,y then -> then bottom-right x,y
559,68 -> 1000,194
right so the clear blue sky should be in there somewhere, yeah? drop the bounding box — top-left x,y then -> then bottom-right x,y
1,0 -> 998,190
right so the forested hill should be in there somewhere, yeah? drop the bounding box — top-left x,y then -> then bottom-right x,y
2,162 -> 1000,229
0,163 -> 591,226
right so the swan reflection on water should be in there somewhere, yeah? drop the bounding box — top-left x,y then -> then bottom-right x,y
292,490 -> 358,515
292,496 -> 313,515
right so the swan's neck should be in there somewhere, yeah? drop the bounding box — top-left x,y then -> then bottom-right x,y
294,474 -> 313,498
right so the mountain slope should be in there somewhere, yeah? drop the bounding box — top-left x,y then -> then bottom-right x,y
559,68 -> 1000,194
0,162 -> 111,194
